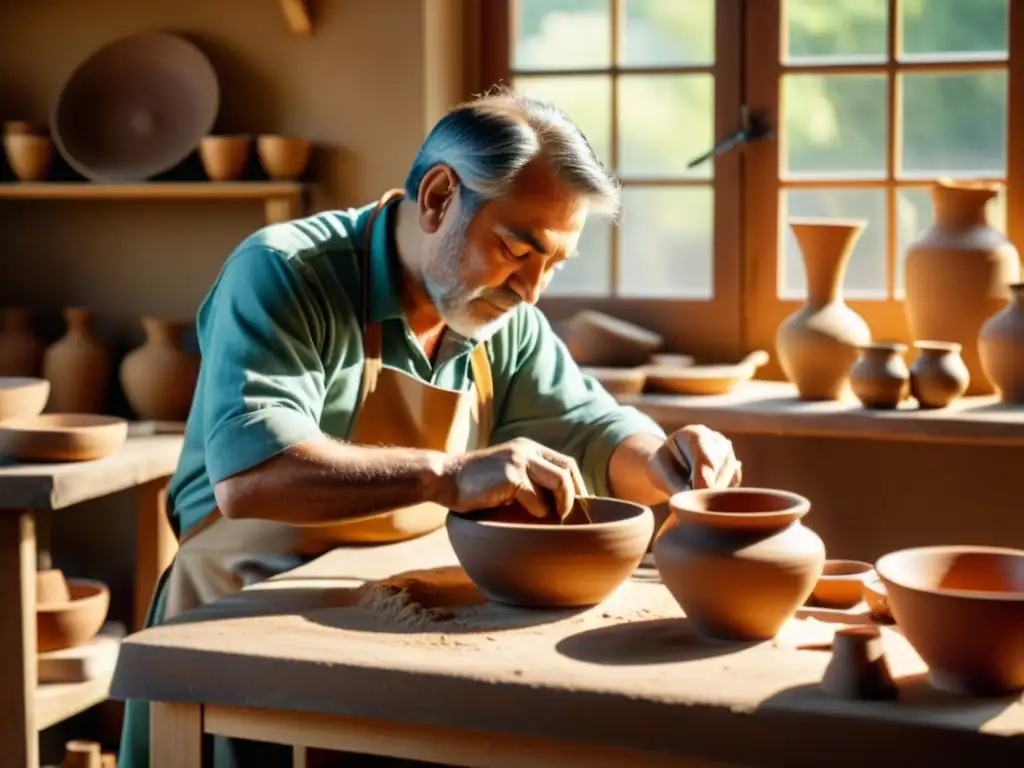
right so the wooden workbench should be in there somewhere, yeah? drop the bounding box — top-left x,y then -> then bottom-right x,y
0,429 -> 184,768
111,530 -> 1024,767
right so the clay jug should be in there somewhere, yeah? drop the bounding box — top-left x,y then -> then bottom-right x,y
849,342 -> 910,410
904,180 -> 1021,396
909,341 -> 969,409
652,488 -> 825,642
776,219 -> 872,400
43,307 -> 110,414
120,318 -> 201,421
978,283 -> 1024,403
0,307 -> 44,377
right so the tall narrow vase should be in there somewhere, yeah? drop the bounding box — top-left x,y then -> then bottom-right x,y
120,318 -> 201,421
776,219 -> 872,400
904,180 -> 1021,395
42,307 -> 110,413
978,283 -> 1024,403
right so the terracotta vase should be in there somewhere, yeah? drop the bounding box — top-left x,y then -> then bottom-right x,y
776,219 -> 872,400
42,307 -> 111,414
849,342 -> 910,410
904,180 -> 1021,396
652,488 -> 825,642
0,307 -> 44,377
978,283 -> 1024,403
120,318 -> 201,421
909,341 -> 969,409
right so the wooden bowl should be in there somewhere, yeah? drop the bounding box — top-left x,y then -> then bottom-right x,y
580,366 -> 646,396
257,135 -> 311,181
199,135 -> 251,181
0,414 -> 128,461
446,497 -> 654,608
876,545 -> 1024,695
0,377 -> 49,421
37,578 -> 110,653
810,559 -> 874,609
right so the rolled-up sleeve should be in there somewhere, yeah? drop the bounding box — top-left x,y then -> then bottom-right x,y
199,245 -> 328,484
490,308 -> 665,497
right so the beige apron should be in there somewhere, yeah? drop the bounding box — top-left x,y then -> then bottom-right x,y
163,189 -> 493,619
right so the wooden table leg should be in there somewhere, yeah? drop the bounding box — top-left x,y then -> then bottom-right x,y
0,512 -> 38,768
151,702 -> 203,768
135,477 -> 176,631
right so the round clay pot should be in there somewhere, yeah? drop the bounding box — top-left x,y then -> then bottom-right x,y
978,283 -> 1024,404
909,341 -> 970,409
810,559 -> 874,610
653,488 -> 825,642
0,307 -> 44,377
876,545 -> 1024,695
904,180 -> 1021,395
0,377 -> 49,421
37,578 -> 109,653
36,568 -> 71,604
257,135 -> 311,181
776,219 -> 872,400
42,307 -> 111,414
849,342 -> 910,410
120,318 -> 200,421
199,135 -> 251,181
446,497 -> 654,608
3,133 -> 53,181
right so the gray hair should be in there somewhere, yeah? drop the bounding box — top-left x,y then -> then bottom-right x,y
403,86 -> 620,219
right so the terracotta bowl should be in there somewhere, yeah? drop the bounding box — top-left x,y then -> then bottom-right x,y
52,32 -> 219,181
0,377 -> 49,421
37,578 -> 110,653
876,545 -> 1024,695
199,134 -> 251,181
0,414 -> 128,462
810,559 -> 875,609
257,135 -> 311,181
446,497 -> 654,608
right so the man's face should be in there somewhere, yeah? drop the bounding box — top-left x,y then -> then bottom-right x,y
421,158 -> 588,341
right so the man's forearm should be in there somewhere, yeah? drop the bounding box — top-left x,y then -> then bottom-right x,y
607,431 -> 674,505
214,435 -> 452,524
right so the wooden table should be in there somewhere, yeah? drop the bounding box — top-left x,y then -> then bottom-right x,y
110,531 -> 1024,768
0,428 -> 184,768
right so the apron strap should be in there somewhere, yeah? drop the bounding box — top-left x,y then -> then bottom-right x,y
469,343 -> 493,448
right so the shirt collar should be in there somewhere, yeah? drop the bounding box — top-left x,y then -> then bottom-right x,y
363,194 -> 404,324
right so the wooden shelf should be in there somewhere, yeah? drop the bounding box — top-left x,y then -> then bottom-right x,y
36,673 -> 114,731
279,0 -> 312,35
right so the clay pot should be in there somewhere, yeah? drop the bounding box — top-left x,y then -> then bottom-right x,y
776,219 -> 872,400
120,318 -> 200,421
810,560 -> 875,610
0,414 -> 128,461
0,307 -> 44,377
3,133 -> 53,181
0,377 -> 49,421
199,135 -> 251,181
257,135 -> 311,181
978,283 -> 1024,403
37,578 -> 109,653
820,625 -> 897,701
849,342 -> 910,409
904,180 -> 1021,395
876,545 -> 1024,695
43,307 -> 111,414
653,488 -> 825,642
445,497 -> 654,608
909,341 -> 970,409
564,309 -> 663,367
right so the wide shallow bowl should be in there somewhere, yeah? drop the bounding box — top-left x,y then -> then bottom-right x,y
876,545 -> 1024,695
446,497 -> 654,608
810,559 -> 875,609
0,377 -> 49,421
0,414 -> 128,461
37,578 -> 110,653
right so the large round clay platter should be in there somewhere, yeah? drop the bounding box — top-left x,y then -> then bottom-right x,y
0,414 -> 128,462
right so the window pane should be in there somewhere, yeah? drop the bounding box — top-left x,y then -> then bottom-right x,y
618,186 -> 713,299
618,74 -> 714,179
781,188 -> 887,299
784,0 -> 887,64
513,76 -> 612,166
513,0 -> 611,70
545,217 -> 612,296
901,0 -> 1007,59
783,74 -> 887,179
621,0 -> 714,67
900,71 -> 1007,178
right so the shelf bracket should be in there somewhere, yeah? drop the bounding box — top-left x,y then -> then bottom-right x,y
265,195 -> 302,225
279,0 -> 313,36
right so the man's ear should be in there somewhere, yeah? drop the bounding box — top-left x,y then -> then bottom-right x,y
418,165 -> 458,234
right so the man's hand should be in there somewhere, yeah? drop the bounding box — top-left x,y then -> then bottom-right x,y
441,438 -> 587,520
648,425 -> 742,493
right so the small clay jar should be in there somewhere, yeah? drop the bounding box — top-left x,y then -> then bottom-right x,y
0,307 -> 44,377
120,318 -> 201,421
257,135 -> 311,180
849,342 -> 909,409
978,283 -> 1024,404
198,134 -> 251,181
42,307 -> 111,414
3,133 -> 53,181
910,341 -> 970,409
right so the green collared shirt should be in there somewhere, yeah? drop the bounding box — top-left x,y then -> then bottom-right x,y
168,198 -> 666,536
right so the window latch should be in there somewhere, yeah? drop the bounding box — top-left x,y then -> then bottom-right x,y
686,105 -> 772,169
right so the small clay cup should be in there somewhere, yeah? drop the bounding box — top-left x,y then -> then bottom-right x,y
199,134 -> 251,181
811,559 -> 875,609
910,341 -> 970,409
37,578 -> 110,653
821,625 -> 897,701
257,135 -> 311,180
446,497 -> 654,608
850,342 -> 909,409
3,133 -> 53,181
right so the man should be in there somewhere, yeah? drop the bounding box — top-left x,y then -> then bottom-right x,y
120,88 -> 741,766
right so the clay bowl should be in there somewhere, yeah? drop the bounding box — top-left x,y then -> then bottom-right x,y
564,309 -> 664,367
810,559 -> 875,609
863,576 -> 891,620
446,497 -> 654,608
580,366 -> 647,396
199,134 -> 251,181
257,135 -> 311,180
0,377 -> 49,421
37,578 -> 110,653
52,32 -> 219,181
645,350 -> 770,396
876,545 -> 1024,695
37,568 -> 71,605
0,414 -> 128,462
3,133 -> 53,181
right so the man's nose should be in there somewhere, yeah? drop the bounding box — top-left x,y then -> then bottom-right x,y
510,259 -> 546,305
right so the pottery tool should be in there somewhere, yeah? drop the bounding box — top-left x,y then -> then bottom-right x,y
561,477 -> 594,525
